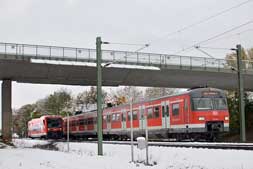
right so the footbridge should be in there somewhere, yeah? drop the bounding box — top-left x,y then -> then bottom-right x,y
0,42 -> 253,141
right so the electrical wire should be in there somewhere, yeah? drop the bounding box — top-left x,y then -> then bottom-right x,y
107,42 -> 149,47
138,0 -> 253,52
204,28 -> 253,45
174,20 -> 253,54
195,46 -> 235,51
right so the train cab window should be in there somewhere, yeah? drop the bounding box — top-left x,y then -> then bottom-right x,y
154,106 -> 160,118
133,111 -> 138,120
213,98 -> 227,110
147,108 -> 153,119
172,103 -> 180,116
193,98 -> 213,110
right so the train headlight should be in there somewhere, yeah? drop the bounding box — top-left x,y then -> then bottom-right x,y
225,116 -> 229,121
198,117 -> 205,121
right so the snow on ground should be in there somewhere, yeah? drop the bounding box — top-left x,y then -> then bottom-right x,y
0,139 -> 252,169
12,139 -> 49,148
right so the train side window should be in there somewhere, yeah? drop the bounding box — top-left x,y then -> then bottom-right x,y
112,114 -> 116,121
172,103 -> 180,116
127,112 -> 131,121
147,108 -> 153,119
79,119 -> 84,125
84,119 -> 87,125
154,106 -> 160,118
87,118 -> 92,125
184,99 -> 188,112
75,120 -> 79,126
133,111 -> 138,120
116,114 -> 120,121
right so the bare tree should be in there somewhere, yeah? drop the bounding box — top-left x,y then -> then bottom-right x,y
144,87 -> 179,100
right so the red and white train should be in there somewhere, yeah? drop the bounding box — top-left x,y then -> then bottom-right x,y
63,87 -> 229,140
28,115 -> 63,139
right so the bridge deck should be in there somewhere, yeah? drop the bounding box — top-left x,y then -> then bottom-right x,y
0,42 -> 253,90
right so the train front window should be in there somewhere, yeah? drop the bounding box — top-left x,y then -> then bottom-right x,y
213,98 -> 227,110
192,97 -> 228,110
193,98 -> 213,110
47,118 -> 62,128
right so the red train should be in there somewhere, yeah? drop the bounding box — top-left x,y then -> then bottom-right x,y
63,87 -> 229,141
28,115 -> 63,139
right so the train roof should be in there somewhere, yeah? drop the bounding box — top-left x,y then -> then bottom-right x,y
76,87 -> 225,113
28,115 -> 62,123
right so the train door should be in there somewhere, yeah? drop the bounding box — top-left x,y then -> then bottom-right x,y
139,105 -> 146,130
162,101 -> 170,128
121,110 -> 127,130
184,98 -> 190,125
107,114 -> 111,132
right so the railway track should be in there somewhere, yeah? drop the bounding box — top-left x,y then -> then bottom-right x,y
15,138 -> 253,151
71,140 -> 253,151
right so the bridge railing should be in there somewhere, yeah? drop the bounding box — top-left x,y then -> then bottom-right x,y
0,42 -> 252,72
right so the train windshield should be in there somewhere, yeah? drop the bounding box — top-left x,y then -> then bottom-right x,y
192,97 -> 227,110
47,118 -> 62,128
213,98 -> 227,110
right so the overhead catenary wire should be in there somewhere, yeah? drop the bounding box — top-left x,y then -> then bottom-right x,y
136,0 -> 253,52
203,28 -> 253,45
106,42 -> 149,47
194,46 -> 216,58
174,20 -> 253,54
194,46 -> 235,51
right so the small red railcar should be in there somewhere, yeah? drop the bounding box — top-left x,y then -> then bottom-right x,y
63,87 -> 229,140
28,115 -> 63,139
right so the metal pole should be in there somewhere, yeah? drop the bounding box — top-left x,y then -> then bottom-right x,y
236,44 -> 246,142
96,37 -> 103,155
145,115 -> 149,165
2,80 -> 12,143
67,112 -> 70,152
130,97 -> 134,162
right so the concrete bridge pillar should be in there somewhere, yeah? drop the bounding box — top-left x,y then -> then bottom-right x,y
1,80 -> 12,143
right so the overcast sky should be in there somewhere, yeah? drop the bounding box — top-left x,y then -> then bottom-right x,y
0,0 -> 252,120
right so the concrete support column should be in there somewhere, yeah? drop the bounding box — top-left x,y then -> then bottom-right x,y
2,80 -> 12,142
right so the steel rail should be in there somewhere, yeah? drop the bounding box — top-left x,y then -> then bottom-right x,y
62,140 -> 253,151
